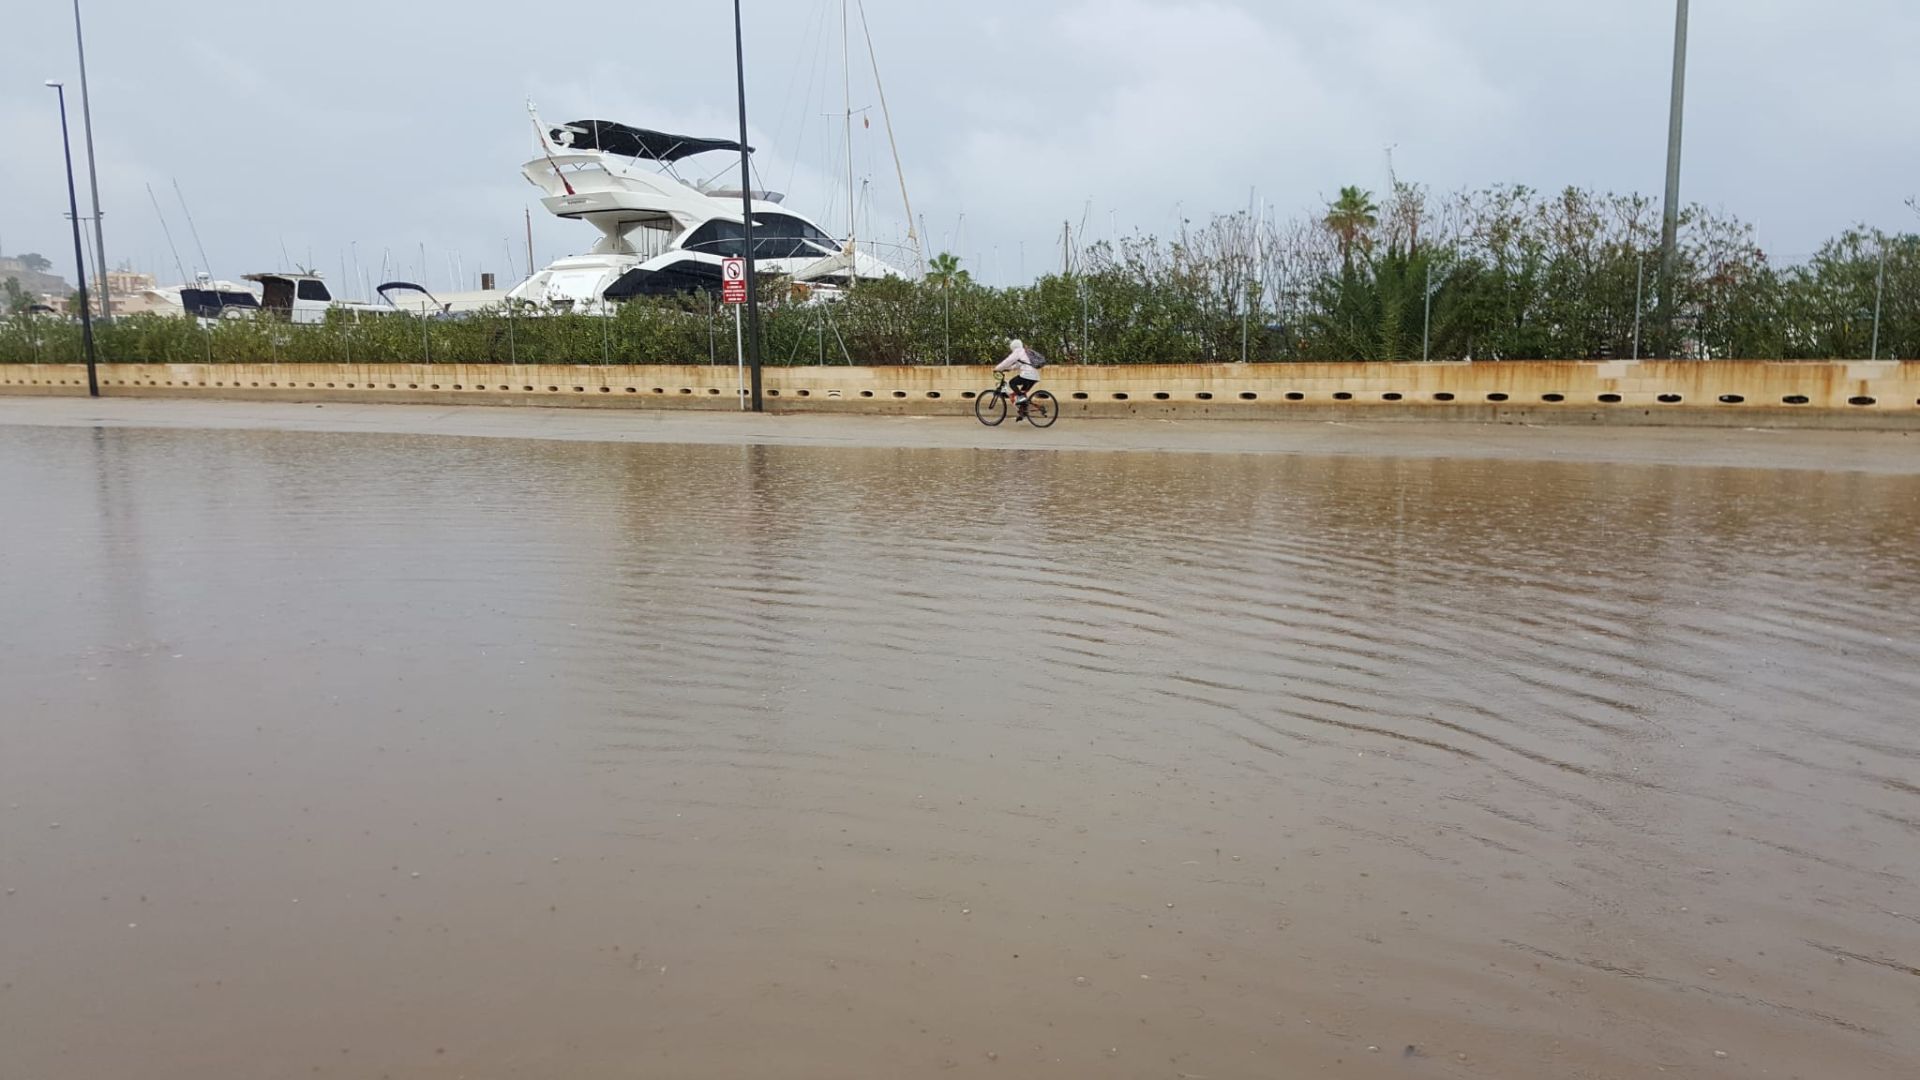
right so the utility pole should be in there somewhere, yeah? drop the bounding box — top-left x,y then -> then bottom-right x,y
733,0 -> 764,411
1422,261 -> 1434,362
1870,241 -> 1887,360
72,0 -> 110,321
1632,257 -> 1645,360
47,82 -> 98,397
1657,0 -> 1689,358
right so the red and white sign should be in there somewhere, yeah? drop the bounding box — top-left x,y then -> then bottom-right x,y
721,257 -> 747,304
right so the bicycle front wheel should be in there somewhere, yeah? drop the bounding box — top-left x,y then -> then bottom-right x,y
1024,390 -> 1059,428
975,387 -> 1008,426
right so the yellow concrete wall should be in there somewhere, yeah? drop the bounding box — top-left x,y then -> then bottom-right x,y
3,361 -> 1917,427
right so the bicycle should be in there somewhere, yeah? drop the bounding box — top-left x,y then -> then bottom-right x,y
974,372 -> 1058,428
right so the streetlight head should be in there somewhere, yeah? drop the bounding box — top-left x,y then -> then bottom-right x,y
45,79 -> 63,87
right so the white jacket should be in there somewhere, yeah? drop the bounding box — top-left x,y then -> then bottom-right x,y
995,347 -> 1041,381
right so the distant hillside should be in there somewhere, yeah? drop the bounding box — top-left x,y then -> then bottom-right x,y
0,256 -> 72,298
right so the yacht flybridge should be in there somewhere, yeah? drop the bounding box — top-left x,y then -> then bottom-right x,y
507,112 -> 900,312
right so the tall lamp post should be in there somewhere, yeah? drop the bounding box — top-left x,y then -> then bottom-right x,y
71,0 -> 110,321
1656,0 -> 1689,358
47,80 -> 100,398
733,0 -> 764,412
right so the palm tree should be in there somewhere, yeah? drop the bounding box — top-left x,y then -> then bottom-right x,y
926,251 -> 971,290
1323,186 -> 1380,270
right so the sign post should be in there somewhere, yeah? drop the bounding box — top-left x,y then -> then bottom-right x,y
722,257 -> 747,410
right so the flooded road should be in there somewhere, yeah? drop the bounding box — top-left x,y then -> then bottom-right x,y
3,422 -> 1918,1079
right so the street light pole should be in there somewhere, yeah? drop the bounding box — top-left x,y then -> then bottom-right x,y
71,0 -> 110,321
1657,0 -> 1689,358
47,81 -> 99,397
732,0 -> 764,412
1870,241 -> 1887,361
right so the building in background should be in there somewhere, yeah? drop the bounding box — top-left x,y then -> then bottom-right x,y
92,268 -> 161,314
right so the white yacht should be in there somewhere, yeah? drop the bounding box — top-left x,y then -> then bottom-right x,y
135,273 -> 370,323
507,113 -> 899,312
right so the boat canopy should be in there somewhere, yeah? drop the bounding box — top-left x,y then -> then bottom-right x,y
549,120 -> 749,162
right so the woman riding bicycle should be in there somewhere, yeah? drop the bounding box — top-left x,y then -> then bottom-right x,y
994,339 -> 1044,417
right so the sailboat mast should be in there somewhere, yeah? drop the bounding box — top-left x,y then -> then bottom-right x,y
842,0 -> 855,253
856,0 -> 919,271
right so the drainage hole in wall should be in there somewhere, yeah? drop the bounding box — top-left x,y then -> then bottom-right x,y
1112,393 -> 1130,401
574,387 -> 586,393
430,384 -> 441,390
1542,393 -> 1566,402
1718,394 -> 1745,404
708,388 -> 722,395
1433,392 -> 1455,401
1848,396 -> 1876,406
1486,392 -> 1510,402
1780,395 -> 1809,405
599,386 -> 611,393
1598,393 -> 1622,403
678,388 -> 692,394
1282,392 -> 1303,401
1333,392 -> 1354,401
796,389 -> 811,397
1071,392 -> 1089,400
1152,392 -> 1171,400
859,390 -> 874,397
927,391 -> 942,399
1195,392 -> 1213,400
892,390 -> 908,398
1657,394 -> 1683,403
960,391 -> 976,399
1381,392 -> 1403,401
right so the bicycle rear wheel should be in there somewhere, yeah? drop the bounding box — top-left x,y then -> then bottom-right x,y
1024,390 -> 1058,428
974,387 -> 1008,426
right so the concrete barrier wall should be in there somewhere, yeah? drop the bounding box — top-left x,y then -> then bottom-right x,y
3,360 -> 1918,428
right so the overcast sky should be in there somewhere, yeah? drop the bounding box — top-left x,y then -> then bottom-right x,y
2,0 -> 1916,293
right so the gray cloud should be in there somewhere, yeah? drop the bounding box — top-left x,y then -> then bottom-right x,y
2,0 -> 1915,291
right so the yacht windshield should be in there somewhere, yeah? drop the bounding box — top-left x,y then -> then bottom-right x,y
682,215 -> 840,259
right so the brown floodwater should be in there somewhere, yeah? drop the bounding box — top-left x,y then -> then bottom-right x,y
2,423 -> 1918,1079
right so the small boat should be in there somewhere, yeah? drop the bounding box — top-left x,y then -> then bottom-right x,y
242,271 -> 386,324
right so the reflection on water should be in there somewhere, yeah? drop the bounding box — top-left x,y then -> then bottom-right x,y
2,425 -> 1918,1079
